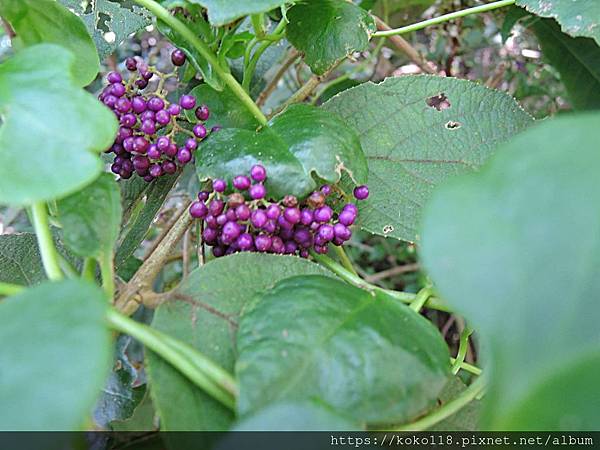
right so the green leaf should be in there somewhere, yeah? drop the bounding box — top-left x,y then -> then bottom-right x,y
236,275 -> 450,424
115,174 -> 178,270
0,233 -> 77,286
147,253 -> 332,430
0,280 -> 112,430
532,18 -> 600,110
428,377 -> 481,431
287,0 -> 376,75
57,173 -> 122,259
0,44 -> 118,206
58,0 -> 151,59
111,392 -> 156,432
197,104 -> 368,199
323,76 -> 533,243
0,0 -> 100,86
421,113 -> 600,430
516,0 -> 600,45
187,0 -> 287,26
185,84 -> 260,130
232,401 -> 360,431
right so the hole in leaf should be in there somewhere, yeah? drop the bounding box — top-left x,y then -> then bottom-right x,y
426,93 -> 451,111
445,121 -> 461,130
383,224 -> 394,234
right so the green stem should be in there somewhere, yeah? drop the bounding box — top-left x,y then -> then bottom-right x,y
410,287 -> 432,312
251,13 -> 265,38
372,0 -> 516,38
0,282 -> 24,297
391,376 -> 486,431
132,0 -> 268,126
452,326 -> 473,375
333,245 -> 358,276
450,358 -> 482,376
99,252 -> 115,299
81,257 -> 96,281
106,308 -> 237,410
243,20 -> 287,92
57,253 -> 78,278
31,202 -> 63,281
312,252 -> 451,312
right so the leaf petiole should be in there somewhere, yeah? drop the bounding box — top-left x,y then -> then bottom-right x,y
31,202 -> 63,281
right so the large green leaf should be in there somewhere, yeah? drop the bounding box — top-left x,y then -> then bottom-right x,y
323,76 -> 533,243
421,113 -> 600,429
516,0 -> 600,45
0,280 -> 112,430
0,0 -> 100,86
185,84 -> 260,130
0,233 -> 77,286
57,173 -> 122,259
236,275 -> 450,424
429,377 -> 481,431
287,0 -> 376,75
147,253 -> 332,430
0,44 -> 118,206
197,104 -> 368,199
532,18 -> 600,110
232,401 -> 360,431
58,0 -> 151,59
188,0 -> 287,26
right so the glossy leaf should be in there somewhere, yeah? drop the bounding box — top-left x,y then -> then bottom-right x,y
0,45 -> 118,206
197,104 -> 368,199
0,280 -> 112,430
532,18 -> 600,110
421,113 -> 600,429
323,76 -> 533,242
147,253 -> 332,430
188,0 -> 287,26
516,0 -> 600,45
58,0 -> 151,59
287,0 -> 376,75
232,401 -> 360,431
58,173 -> 122,259
185,84 -> 260,130
236,275 -> 450,424
0,0 -> 100,86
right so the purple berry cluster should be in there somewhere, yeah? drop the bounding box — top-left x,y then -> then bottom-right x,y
189,165 -> 369,258
100,49 -> 212,181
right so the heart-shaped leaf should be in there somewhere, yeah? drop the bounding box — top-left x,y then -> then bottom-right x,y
421,113 -> 600,429
197,104 -> 368,199
57,173 -> 122,259
147,253 -> 333,430
236,275 -> 450,424
0,0 -> 100,86
0,280 -> 112,430
323,76 -> 533,242
516,0 -> 600,45
287,0 -> 376,75
0,44 -> 118,206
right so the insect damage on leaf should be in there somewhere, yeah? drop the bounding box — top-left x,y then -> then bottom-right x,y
426,93 -> 452,111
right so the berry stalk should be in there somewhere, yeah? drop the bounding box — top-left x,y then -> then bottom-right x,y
132,0 -> 268,126
31,202 -> 63,281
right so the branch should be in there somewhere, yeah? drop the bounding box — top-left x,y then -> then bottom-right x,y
31,202 -> 63,281
115,201 -> 193,316
365,263 -> 420,283
372,16 -> 436,74
256,49 -> 301,107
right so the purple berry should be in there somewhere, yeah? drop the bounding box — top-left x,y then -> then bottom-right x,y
249,184 -> 266,200
255,234 -> 272,252
103,94 -> 118,108
211,125 -> 222,133
250,209 -> 268,228
334,223 -> 352,241
195,104 -> 210,121
209,200 -> 224,216
283,207 -> 301,224
140,110 -> 155,122
236,204 -> 251,221
318,224 -> 335,242
162,160 -> 177,174
148,96 -> 165,112
132,96 -> 147,113
237,233 -> 254,251
141,120 -> 156,135
213,179 -> 227,193
180,95 -> 196,110
144,174 -> 154,183
177,147 -> 192,164
115,98 -> 132,113
264,219 -> 277,234
167,104 -> 181,116
185,138 -> 198,151
321,184 -> 332,196
121,159 -> 133,173
147,145 -> 161,160
171,48 -> 186,66
233,175 -> 251,190
125,57 -> 137,71
189,201 -> 208,219
120,113 -> 137,128
193,123 -> 207,139
156,136 -> 170,152
353,185 -> 369,200
266,204 -> 281,220
294,228 -> 311,244
156,109 -> 171,126
338,209 -> 357,226
135,79 -> 148,89
300,208 -> 314,226
198,191 -> 210,201
149,164 -> 162,178
107,71 -> 122,84
223,221 -> 242,240
110,163 -> 121,174
111,83 -> 126,97
250,164 -> 267,182
133,136 -> 149,153
212,246 -> 226,257
314,244 -> 329,254
344,203 -> 358,214
271,237 -> 285,254
123,137 -> 135,152
216,214 -> 228,226
205,215 -> 218,229
165,143 -> 178,158
132,155 -> 150,171
203,227 -> 218,243
277,215 -> 294,230
284,241 -> 298,254
314,205 -> 333,223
